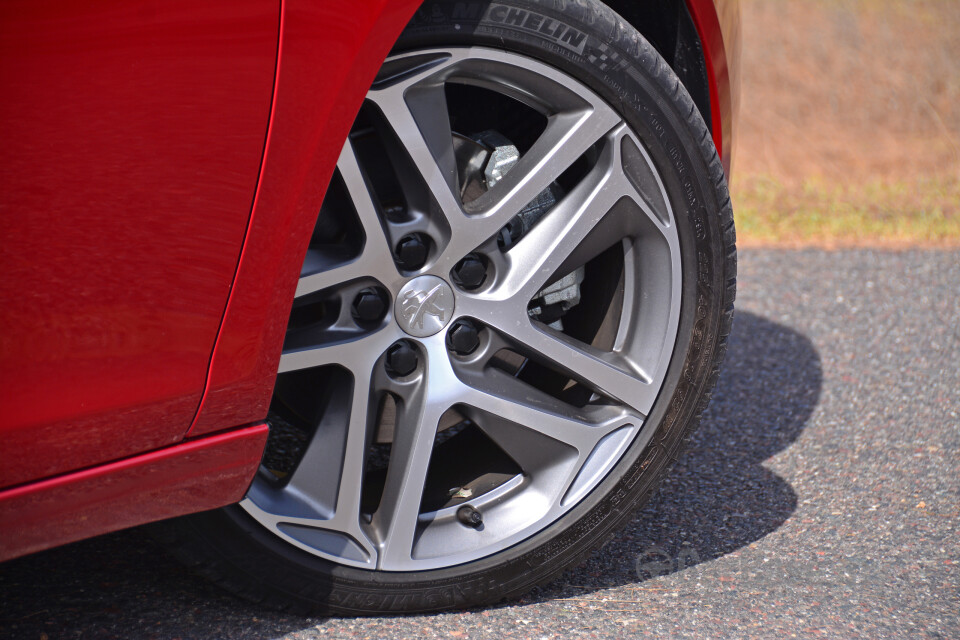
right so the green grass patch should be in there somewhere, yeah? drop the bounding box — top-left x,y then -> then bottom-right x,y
732,175 -> 960,246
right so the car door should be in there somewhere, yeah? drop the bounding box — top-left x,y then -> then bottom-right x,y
0,0 -> 280,488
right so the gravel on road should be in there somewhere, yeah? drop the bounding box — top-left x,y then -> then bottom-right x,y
1,249 -> 958,640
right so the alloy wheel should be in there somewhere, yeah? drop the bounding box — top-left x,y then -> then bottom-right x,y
241,47 -> 682,572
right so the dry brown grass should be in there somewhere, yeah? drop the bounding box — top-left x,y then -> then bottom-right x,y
733,0 -> 960,247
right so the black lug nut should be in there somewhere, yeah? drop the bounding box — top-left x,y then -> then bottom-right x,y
448,320 -> 480,355
457,506 -> 483,528
351,287 -> 387,324
395,233 -> 429,271
385,341 -> 418,377
451,253 -> 486,290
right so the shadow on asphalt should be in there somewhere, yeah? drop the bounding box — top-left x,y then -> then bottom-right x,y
0,311 -> 821,637
529,310 -> 823,602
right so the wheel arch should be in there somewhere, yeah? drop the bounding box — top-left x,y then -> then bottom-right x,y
603,0 -> 738,175
604,0 -> 712,135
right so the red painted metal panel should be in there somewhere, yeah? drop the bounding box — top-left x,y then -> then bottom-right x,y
0,423 -> 268,562
686,0 -> 740,176
0,0 -> 279,487
189,0 -> 424,436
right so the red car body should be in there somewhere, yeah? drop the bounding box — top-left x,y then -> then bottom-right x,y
0,0 -> 739,562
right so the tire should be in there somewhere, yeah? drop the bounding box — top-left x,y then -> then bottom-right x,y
154,0 -> 736,615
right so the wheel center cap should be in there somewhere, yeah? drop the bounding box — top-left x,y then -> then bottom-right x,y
395,275 -> 455,338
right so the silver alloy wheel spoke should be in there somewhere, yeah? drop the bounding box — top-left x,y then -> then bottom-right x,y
439,106 -> 622,265
455,392 -> 638,516
296,140 -> 400,299
372,335 -> 451,568
243,47 -> 683,572
283,354 -> 376,505
491,124 -> 669,301
366,62 -> 465,229
460,377 -> 632,463
457,108 -> 620,222
245,342 -> 389,568
483,310 -> 658,415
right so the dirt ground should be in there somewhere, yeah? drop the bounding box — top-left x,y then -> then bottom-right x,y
733,0 -> 960,246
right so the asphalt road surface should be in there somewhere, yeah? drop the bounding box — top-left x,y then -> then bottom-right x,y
2,249 -> 958,640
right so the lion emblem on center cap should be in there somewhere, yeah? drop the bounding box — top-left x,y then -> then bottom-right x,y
400,284 -> 447,329
394,276 -> 455,338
